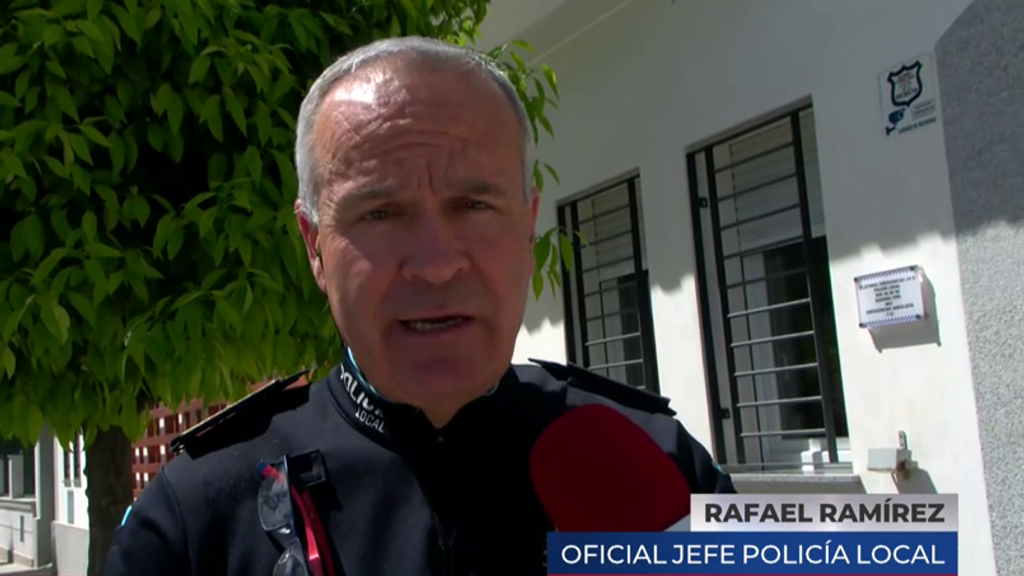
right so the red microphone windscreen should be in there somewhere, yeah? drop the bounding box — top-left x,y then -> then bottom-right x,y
529,403 -> 692,532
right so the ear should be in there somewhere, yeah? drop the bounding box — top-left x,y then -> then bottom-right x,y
529,186 -> 540,231
295,198 -> 328,294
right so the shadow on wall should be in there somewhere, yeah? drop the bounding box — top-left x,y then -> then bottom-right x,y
511,0 -> 1024,333
731,475 -> 867,495
521,279 -> 565,335
894,467 -> 939,495
870,273 -> 943,351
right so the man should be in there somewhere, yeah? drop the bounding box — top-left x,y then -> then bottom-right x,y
105,36 -> 734,576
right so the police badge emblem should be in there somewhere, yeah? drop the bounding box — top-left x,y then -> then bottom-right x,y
879,54 -> 939,137
887,60 -> 924,110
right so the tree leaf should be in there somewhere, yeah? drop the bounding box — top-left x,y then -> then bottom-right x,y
189,55 -> 210,84
82,211 -> 97,242
559,232 -> 575,272
243,146 -> 262,183
125,196 -> 151,226
152,215 -> 174,256
167,226 -> 185,259
84,259 -> 106,289
45,59 -> 67,79
80,125 -> 110,147
113,5 -> 141,44
215,297 -> 242,331
0,152 -> 28,180
41,298 -> 72,344
534,230 -> 552,272
0,44 -> 24,75
1,346 -> 15,379
108,133 -> 125,175
199,208 -> 217,238
272,151 -> 296,197
129,277 -> 149,303
67,292 -> 96,326
66,133 -> 92,164
43,24 -> 64,47
166,92 -> 184,133
147,123 -> 165,151
0,91 -> 19,107
11,213 -> 44,261
87,243 -> 121,259
545,163 -> 560,186
256,103 -> 272,145
87,0 -> 103,21
154,83 -> 172,114
202,95 -> 223,141
224,90 -> 247,136
50,210 -> 72,241
32,248 -> 71,286
75,19 -> 108,44
51,84 -> 80,122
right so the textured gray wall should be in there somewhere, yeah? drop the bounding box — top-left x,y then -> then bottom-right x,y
936,1 -> 1024,574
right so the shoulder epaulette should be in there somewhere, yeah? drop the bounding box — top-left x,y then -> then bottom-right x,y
169,370 -> 310,455
528,358 -> 676,417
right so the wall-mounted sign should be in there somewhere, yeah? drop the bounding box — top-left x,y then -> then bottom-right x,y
879,52 -> 940,137
854,265 -> 926,329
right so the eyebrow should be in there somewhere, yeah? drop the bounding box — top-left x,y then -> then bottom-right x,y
330,178 -> 513,218
331,184 -> 401,215
455,179 -> 508,199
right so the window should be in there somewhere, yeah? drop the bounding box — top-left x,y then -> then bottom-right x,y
21,444 -> 34,497
63,443 -> 72,486
0,455 -> 8,497
559,175 -> 660,392
73,433 -> 83,486
688,106 -> 849,472
0,437 -> 35,497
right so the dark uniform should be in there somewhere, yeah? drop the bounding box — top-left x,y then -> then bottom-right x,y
105,350 -> 734,576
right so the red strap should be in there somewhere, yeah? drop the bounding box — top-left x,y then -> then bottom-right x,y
300,490 -> 336,576
288,485 -> 324,576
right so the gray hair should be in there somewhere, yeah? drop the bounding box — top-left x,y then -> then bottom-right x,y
295,36 -> 535,226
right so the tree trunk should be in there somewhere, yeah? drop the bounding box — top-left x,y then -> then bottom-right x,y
85,427 -> 134,576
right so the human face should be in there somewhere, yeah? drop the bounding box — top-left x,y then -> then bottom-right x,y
296,63 -> 539,427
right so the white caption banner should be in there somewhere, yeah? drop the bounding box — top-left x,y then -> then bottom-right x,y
690,494 -> 958,532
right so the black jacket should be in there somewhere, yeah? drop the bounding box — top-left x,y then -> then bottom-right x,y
105,354 -> 735,576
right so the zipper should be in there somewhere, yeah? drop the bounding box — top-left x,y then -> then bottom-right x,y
435,522 -> 458,576
434,432 -> 457,576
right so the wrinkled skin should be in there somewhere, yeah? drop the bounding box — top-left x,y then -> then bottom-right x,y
296,60 -> 539,428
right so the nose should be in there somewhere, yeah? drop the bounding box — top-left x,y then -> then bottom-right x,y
400,212 -> 470,285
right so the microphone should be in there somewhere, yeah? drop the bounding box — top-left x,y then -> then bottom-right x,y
529,403 -> 692,532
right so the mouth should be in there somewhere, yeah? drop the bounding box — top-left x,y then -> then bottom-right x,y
399,315 -> 472,333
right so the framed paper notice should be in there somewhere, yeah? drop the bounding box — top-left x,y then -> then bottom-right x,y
854,265 -> 926,329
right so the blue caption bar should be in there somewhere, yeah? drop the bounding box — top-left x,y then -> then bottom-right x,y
547,532 -> 957,575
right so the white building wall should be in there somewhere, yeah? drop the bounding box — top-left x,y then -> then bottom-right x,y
504,1 -> 993,574
52,435 -> 87,529
0,459 -> 37,567
52,434 -> 89,576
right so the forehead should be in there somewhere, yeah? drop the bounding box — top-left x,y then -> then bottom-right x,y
312,62 -> 522,175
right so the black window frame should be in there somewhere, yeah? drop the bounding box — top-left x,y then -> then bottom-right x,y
687,104 -> 849,472
558,174 -> 661,394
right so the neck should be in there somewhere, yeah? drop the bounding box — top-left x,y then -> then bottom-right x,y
421,404 -> 461,429
343,346 -> 501,429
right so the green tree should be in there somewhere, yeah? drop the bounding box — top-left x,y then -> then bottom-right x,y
0,0 -> 568,574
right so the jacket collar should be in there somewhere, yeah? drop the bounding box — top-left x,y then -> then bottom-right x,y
327,347 -> 514,448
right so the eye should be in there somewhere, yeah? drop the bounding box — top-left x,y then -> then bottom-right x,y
464,199 -> 491,211
362,209 -> 389,221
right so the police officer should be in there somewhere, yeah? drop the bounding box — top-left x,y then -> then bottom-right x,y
104,36 -> 734,576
